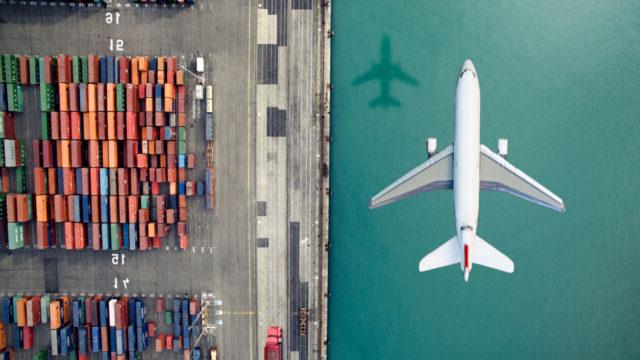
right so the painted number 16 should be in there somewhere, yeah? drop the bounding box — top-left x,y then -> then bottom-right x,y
105,12 -> 120,24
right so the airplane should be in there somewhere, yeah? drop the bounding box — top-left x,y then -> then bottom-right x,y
352,35 -> 418,107
369,59 -> 565,282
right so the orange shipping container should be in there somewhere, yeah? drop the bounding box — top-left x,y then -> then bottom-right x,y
0,323 -> 5,350
131,57 -> 139,85
16,298 -> 27,327
50,301 -> 61,329
53,195 -> 66,222
58,83 -> 69,112
60,140 -> 71,167
16,194 -> 31,222
107,112 -> 116,140
89,140 -> 100,168
64,221 -> 74,249
101,141 -> 109,168
33,168 -> 46,194
109,196 -> 118,223
108,141 -> 118,168
106,83 -> 116,112
48,168 -> 57,195
35,195 -> 48,222
74,223 -> 86,249
87,83 -> 97,112
70,112 -> 82,140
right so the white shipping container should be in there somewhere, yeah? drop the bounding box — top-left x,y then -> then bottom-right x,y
195,85 -> 204,100
206,85 -> 213,99
206,99 -> 213,113
51,330 -> 59,356
26,299 -> 36,327
108,299 -> 117,327
196,57 -> 205,73
4,139 -> 15,167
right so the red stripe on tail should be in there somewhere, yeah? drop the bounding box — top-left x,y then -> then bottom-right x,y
464,244 -> 469,268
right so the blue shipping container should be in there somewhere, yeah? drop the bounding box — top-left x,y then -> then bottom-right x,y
128,223 -> 137,250
99,300 -> 108,326
127,324 -> 136,352
100,196 -> 109,223
115,328 -> 125,355
100,57 -> 107,83
73,195 -> 81,222
82,195 -> 90,223
122,223 -> 129,249
109,326 -> 117,353
101,223 -> 110,250
78,326 -> 88,355
92,326 -> 101,352
99,168 -> 109,195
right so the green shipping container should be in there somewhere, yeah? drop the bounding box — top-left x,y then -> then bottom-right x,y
72,56 -> 81,83
178,127 -> 186,141
68,350 -> 77,360
110,223 -> 120,250
0,141 -> 4,167
40,296 -> 51,323
0,55 -> 4,83
8,222 -> 24,249
40,83 -> 55,112
12,296 -> 21,321
33,350 -> 48,360
16,166 -> 27,194
164,310 -> 172,325
116,83 -> 125,112
0,194 -> 6,219
41,113 -> 49,139
7,83 -> 24,112
178,139 -> 186,154
81,56 -> 88,84
29,56 -> 39,85
3,55 -> 17,84
140,195 -> 149,209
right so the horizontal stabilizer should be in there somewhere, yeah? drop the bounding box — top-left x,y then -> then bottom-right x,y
419,236 -> 460,272
473,235 -> 514,273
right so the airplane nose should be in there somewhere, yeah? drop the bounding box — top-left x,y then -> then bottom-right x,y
459,59 -> 476,78
462,59 -> 475,72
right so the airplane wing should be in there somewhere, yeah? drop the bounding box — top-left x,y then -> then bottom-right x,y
369,144 -> 453,209
352,66 -> 381,85
389,64 -> 418,86
479,144 -> 565,212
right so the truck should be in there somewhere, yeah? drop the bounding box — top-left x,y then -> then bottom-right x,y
264,326 -> 282,360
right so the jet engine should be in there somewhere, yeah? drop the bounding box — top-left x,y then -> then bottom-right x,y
498,138 -> 508,159
426,138 -> 437,158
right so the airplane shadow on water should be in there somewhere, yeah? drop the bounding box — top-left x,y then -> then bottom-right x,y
352,35 -> 419,108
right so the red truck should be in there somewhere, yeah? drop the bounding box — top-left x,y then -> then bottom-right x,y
264,326 -> 283,360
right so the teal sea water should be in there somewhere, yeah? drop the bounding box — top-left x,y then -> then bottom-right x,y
328,1 -> 640,358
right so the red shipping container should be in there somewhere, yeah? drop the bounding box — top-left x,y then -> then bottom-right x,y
97,111 -> 106,140
178,168 -> 186,182
166,209 -> 175,224
50,112 -> 60,139
33,168 -> 46,195
154,112 -> 164,127
152,237 -> 161,249
47,168 -> 57,195
119,57 -> 130,84
36,222 -> 48,249
88,140 -> 100,168
118,196 -> 127,224
137,154 -> 147,168
91,196 -> 100,223
179,235 -> 189,250
155,334 -> 164,352
70,140 -> 82,167
127,196 -> 138,223
165,335 -> 173,350
97,84 -> 106,112
63,168 -> 76,194
155,297 -> 164,313
19,56 -> 29,84
41,56 -> 54,83
42,140 -> 53,167
126,85 -> 137,112
116,112 -> 125,140
151,181 -> 160,195
69,83 -> 78,112
32,140 -> 41,167
60,111 -> 70,139
100,326 -> 109,352
139,236 -> 148,250
125,112 -> 138,139
88,55 -> 100,83
2,112 -> 15,139
114,300 -> 126,329
189,299 -> 198,315
81,168 -> 90,195
22,326 -> 34,349
54,195 -> 66,222
16,194 -> 30,222
147,321 -> 156,338
70,112 -> 82,139
92,223 -> 101,250
74,222 -> 86,249
109,196 -> 117,223
187,154 -> 195,168
5,194 -> 16,222
64,222 -> 74,249
90,168 -> 100,195
57,54 -> 72,83
66,195 -> 76,222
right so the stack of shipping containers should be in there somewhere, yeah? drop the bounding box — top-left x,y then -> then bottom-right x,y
0,53 -> 212,251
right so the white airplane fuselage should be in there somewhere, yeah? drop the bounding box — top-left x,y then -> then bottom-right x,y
454,60 -> 481,281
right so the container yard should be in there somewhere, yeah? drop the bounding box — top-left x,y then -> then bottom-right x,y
0,0 -> 331,359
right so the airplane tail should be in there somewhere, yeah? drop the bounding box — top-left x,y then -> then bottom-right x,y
474,235 -> 514,273
369,94 -> 400,107
418,235 -> 514,274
